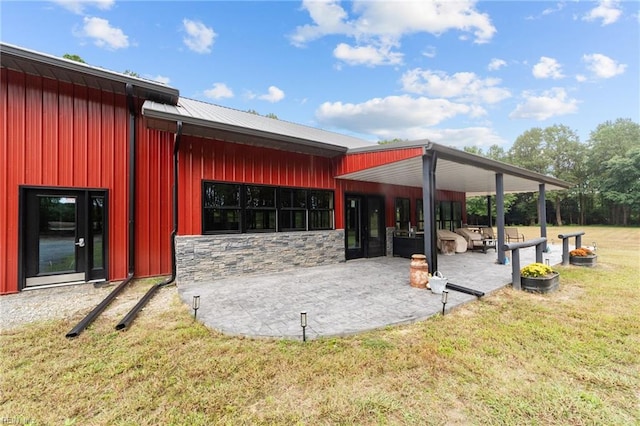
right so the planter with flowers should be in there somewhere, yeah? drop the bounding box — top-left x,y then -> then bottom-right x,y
520,263 -> 559,293
569,247 -> 597,267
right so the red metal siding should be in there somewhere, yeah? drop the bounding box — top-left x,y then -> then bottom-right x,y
135,124 -> 174,278
177,136 -> 335,235
334,147 -> 424,175
0,68 -> 175,293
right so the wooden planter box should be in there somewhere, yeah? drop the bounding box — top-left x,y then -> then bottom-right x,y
570,254 -> 597,267
521,272 -> 560,293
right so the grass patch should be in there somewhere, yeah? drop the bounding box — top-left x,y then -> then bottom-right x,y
1,226 -> 639,425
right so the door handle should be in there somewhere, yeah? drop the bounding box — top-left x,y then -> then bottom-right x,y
75,238 -> 85,247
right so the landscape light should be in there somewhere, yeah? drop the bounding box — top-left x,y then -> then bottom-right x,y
441,290 -> 449,316
592,241 -> 597,251
300,312 -> 307,342
192,295 -> 201,320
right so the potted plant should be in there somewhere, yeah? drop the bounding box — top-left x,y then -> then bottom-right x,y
520,263 -> 560,293
569,247 -> 597,267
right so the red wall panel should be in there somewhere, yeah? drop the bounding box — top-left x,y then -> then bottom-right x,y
0,68 -> 173,293
177,136 -> 336,235
334,147 -> 424,175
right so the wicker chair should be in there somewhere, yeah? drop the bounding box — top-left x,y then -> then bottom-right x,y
505,227 -> 525,242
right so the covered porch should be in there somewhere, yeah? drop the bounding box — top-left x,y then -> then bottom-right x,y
336,141 -> 573,272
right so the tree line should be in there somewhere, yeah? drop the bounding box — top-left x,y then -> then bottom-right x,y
462,118 -> 639,227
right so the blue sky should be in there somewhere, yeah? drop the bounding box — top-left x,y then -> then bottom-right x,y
1,0 -> 638,149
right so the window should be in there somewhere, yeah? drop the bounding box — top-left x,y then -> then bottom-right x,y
395,198 -> 410,231
438,200 -> 462,231
245,185 -> 276,232
203,183 -> 241,232
309,190 -> 334,230
202,181 -> 334,234
279,188 -> 307,231
416,199 -> 424,231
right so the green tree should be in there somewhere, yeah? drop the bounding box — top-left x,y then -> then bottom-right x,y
378,138 -> 408,145
587,118 -> 640,225
600,147 -> 640,225
63,53 -> 86,63
123,69 -> 140,77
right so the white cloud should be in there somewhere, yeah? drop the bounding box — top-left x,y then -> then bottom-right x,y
582,53 -> 626,78
575,74 -> 587,83
259,86 -> 285,103
316,95 -> 476,133
52,0 -> 114,14
416,127 -> 507,149
583,0 -> 622,25
78,16 -> 129,50
400,69 -> 511,104
509,88 -> 579,120
542,2 -> 565,16
151,75 -> 171,85
315,95 -> 503,146
487,58 -> 506,71
333,42 -> 403,66
182,19 -> 215,54
532,56 -> 564,79
204,83 -> 234,99
290,0 -> 496,66
422,46 -> 437,59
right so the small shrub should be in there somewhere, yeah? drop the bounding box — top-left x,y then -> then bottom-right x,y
570,247 -> 594,257
521,263 -> 556,278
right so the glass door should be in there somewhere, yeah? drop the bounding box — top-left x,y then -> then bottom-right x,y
345,194 -> 386,260
366,196 -> 385,257
22,188 -> 107,288
345,195 -> 363,260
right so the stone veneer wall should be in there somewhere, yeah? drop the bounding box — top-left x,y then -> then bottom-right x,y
386,227 -> 395,256
176,230 -> 345,283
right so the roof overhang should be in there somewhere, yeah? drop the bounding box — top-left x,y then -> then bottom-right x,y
142,100 -> 353,158
0,42 -> 179,105
337,141 -> 574,195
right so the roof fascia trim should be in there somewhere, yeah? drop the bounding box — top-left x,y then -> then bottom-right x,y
425,142 -> 573,189
1,42 -> 179,104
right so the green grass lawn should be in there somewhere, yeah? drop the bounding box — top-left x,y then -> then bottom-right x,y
1,226 -> 639,425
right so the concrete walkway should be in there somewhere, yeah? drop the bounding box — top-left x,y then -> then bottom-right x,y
177,245 -> 562,340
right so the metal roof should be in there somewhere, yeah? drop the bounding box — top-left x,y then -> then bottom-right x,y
0,42 -> 179,105
142,97 -> 374,157
337,141 -> 574,195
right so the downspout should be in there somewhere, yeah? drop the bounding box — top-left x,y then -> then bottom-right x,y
66,83 -> 138,338
115,120 -> 182,331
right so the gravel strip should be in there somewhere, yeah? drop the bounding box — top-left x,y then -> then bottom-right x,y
0,281 -> 178,332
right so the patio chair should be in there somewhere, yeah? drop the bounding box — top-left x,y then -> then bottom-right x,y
481,227 -> 495,240
505,227 -> 525,243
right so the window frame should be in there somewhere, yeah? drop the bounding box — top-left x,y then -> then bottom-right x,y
395,197 -> 411,232
202,181 -> 334,235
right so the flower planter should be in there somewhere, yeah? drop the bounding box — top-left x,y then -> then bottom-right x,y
570,254 -> 597,267
521,272 -> 560,293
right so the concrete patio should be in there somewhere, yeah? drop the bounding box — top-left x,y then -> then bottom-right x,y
177,245 -> 562,340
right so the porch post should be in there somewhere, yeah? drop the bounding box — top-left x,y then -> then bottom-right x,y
486,195 -> 492,227
538,183 -> 547,252
422,151 -> 438,273
496,173 -> 506,264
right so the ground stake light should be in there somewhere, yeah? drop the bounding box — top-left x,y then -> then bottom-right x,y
300,312 -> 307,342
441,290 -> 449,316
192,295 -> 201,320
592,241 -> 597,251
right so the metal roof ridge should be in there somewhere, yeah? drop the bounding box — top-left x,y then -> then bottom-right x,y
175,97 -> 374,144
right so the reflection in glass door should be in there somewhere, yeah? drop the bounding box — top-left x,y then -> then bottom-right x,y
22,188 -> 107,288
345,194 -> 385,260
345,196 -> 362,260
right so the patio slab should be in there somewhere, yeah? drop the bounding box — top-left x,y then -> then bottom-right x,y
177,245 -> 562,340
